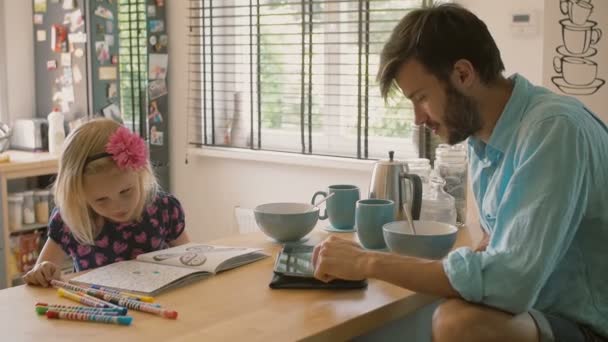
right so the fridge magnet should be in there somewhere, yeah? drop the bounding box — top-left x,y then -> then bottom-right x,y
34,14 -> 44,25
74,48 -> 84,58
62,85 -> 75,104
149,79 -> 168,100
37,30 -> 47,42
34,0 -> 47,13
96,23 -> 105,34
62,0 -> 75,10
68,32 -> 87,44
95,41 -> 110,63
46,60 -> 57,70
148,5 -> 157,17
155,0 -> 164,7
61,53 -> 71,67
68,9 -> 84,32
149,54 -> 168,79
73,65 -> 83,84
149,35 -> 157,46
94,6 -> 114,20
105,34 -> 115,47
111,55 -> 118,64
102,103 -> 124,123
159,34 -> 168,47
99,66 -> 117,80
107,82 -> 118,98
148,101 -> 164,124
51,24 -> 67,52
149,20 -> 164,33
150,126 -> 164,146
106,21 -> 113,34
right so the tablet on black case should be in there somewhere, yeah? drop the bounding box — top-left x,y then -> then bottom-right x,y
270,244 -> 367,290
273,244 -> 316,277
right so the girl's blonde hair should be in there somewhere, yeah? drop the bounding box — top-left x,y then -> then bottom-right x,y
53,118 -> 158,245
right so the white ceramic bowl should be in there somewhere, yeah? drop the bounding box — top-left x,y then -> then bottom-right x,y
254,202 -> 319,242
383,220 -> 458,259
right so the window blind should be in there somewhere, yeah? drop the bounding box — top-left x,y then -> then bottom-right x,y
188,0 -> 431,160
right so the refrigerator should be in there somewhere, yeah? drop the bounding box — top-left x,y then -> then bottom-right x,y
31,0 -> 170,190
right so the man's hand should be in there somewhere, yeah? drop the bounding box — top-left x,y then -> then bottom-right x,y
312,236 -> 370,283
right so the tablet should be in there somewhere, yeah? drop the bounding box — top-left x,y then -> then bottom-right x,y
273,244 -> 315,278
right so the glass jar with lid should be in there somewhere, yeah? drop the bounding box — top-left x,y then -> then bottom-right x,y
22,190 -> 36,225
34,189 -> 51,224
8,193 -> 24,231
420,177 -> 457,226
434,144 -> 468,225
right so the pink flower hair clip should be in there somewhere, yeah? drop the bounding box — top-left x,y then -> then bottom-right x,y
85,126 -> 148,171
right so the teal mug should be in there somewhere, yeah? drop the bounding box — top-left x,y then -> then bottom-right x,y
356,199 -> 395,249
311,184 -> 360,230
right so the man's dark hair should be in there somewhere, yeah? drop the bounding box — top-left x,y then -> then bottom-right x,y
377,3 -> 505,99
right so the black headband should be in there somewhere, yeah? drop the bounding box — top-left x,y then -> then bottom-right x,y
84,152 -> 112,166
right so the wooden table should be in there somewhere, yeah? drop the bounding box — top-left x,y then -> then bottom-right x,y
0,226 -> 472,341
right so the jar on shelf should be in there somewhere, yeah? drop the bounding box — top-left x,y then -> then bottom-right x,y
8,193 -> 24,231
34,189 -> 51,224
22,190 -> 36,225
434,144 -> 468,225
420,177 -> 457,226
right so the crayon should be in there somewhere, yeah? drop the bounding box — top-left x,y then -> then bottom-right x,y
36,302 -> 126,315
46,311 -> 133,326
90,285 -> 155,303
35,306 -> 123,316
114,298 -> 177,319
57,288 -> 112,308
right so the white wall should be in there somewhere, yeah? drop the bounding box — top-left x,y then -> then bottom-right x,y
0,0 -> 36,122
456,0 -> 545,85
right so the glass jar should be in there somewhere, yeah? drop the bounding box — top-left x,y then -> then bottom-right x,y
34,189 -> 51,224
420,177 -> 457,225
22,190 -> 36,225
405,158 -> 432,196
434,144 -> 468,225
8,193 -> 24,231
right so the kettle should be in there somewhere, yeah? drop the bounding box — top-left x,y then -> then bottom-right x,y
369,151 -> 422,221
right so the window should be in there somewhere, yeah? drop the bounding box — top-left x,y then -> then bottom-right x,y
188,0 -> 433,160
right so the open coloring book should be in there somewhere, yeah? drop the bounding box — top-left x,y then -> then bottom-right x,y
70,243 -> 268,295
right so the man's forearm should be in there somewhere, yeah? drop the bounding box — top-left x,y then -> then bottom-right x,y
363,252 -> 461,298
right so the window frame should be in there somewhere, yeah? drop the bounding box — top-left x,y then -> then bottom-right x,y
188,0 -> 433,162
0,4 -> 8,123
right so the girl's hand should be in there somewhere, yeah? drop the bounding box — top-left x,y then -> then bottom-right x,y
22,261 -> 61,287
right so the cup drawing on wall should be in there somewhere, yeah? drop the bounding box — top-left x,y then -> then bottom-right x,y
553,0 -> 605,95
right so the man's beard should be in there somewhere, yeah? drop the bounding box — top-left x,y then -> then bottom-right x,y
441,82 -> 482,145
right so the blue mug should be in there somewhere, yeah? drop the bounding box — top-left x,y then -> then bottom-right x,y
356,199 -> 395,249
312,185 -> 360,230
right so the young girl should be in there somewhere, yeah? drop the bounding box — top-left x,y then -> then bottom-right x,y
23,118 -> 190,287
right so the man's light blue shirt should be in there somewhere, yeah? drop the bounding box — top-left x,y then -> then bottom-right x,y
443,74 -> 608,336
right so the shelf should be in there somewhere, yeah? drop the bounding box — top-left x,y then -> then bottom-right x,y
9,223 -> 48,235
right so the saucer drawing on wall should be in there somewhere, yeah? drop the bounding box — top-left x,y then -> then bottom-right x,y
556,45 -> 597,58
552,77 -> 605,95
323,226 -> 356,233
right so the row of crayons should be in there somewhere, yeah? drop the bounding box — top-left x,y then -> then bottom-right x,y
36,280 -> 179,326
